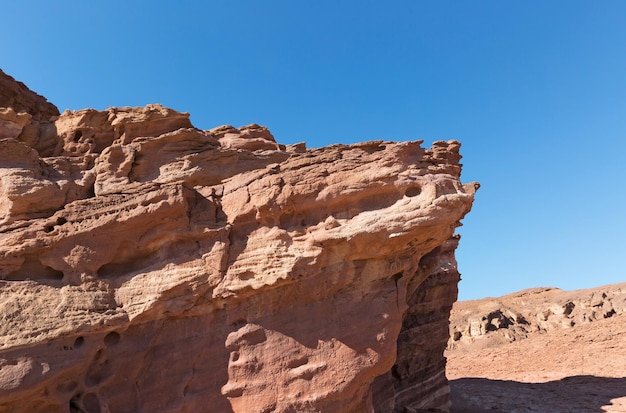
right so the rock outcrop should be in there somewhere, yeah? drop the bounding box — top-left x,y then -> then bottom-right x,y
447,282 -> 626,350
446,283 -> 626,413
0,71 -> 477,412
0,69 -> 59,122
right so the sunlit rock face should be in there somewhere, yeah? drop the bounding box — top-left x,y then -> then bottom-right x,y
0,70 -> 476,413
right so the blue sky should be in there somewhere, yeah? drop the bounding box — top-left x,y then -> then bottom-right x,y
3,1 -> 625,300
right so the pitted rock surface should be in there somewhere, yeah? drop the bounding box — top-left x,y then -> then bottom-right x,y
0,71 -> 476,413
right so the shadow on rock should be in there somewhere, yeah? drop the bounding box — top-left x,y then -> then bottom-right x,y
450,375 -> 626,413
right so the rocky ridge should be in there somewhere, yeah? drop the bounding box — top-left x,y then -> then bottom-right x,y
446,283 -> 626,412
447,282 -> 626,350
0,70 -> 476,412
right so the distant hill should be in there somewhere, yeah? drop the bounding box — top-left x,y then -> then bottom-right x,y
446,283 -> 626,412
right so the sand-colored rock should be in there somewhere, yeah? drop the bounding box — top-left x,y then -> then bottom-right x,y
446,283 -> 626,412
448,282 -> 626,350
0,72 -> 476,412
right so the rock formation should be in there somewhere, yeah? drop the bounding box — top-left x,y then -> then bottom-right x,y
446,283 -> 626,412
0,69 -> 59,122
0,70 -> 477,413
447,282 -> 626,350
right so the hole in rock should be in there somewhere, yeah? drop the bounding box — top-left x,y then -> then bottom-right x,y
73,131 -> 83,143
563,301 -> 575,316
73,337 -> 84,348
56,217 -> 67,225
4,257 -> 64,281
453,331 -> 462,341
238,271 -> 255,281
97,239 -> 196,279
104,331 -> 120,347
405,186 -> 421,197
69,393 -> 82,413
278,212 -> 308,229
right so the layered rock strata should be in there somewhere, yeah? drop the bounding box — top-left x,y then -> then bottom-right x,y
0,72 -> 476,412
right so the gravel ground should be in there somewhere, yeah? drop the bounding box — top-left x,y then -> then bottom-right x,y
446,310 -> 626,412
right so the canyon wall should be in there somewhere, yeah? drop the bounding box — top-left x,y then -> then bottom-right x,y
0,70 -> 477,413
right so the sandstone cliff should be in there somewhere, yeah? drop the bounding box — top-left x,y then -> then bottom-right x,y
0,71 -> 477,413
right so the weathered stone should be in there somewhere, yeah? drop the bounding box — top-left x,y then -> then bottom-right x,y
447,283 -> 626,351
0,69 -> 59,122
0,71 -> 476,413
446,283 -> 626,413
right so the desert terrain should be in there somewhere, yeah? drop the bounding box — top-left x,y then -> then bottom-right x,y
446,283 -> 626,413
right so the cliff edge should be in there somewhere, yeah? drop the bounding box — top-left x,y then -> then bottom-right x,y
0,70 -> 477,413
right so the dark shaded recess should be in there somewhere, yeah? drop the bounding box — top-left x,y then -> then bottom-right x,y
69,393 -> 82,413
4,256 -> 64,281
44,216 -> 68,233
563,301 -> 576,316
85,184 -> 96,198
277,187 -> 402,230
358,143 -> 386,154
73,336 -> 85,348
485,323 -> 498,332
97,238 -> 199,279
73,130 -> 83,143
97,246 -> 160,279
405,186 -> 422,197
104,331 -> 121,346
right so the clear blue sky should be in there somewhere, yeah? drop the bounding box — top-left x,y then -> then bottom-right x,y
3,1 -> 625,300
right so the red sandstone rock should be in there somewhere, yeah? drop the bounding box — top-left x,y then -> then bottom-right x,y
0,69 -> 59,122
0,72 -> 476,412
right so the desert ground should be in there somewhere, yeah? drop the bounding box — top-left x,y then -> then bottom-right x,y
446,284 -> 626,413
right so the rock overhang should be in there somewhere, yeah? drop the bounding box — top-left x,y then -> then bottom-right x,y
0,69 -> 477,413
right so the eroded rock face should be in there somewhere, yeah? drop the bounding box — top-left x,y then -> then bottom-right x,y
448,283 -> 626,351
0,69 -> 59,122
446,283 -> 626,413
0,72 -> 476,412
